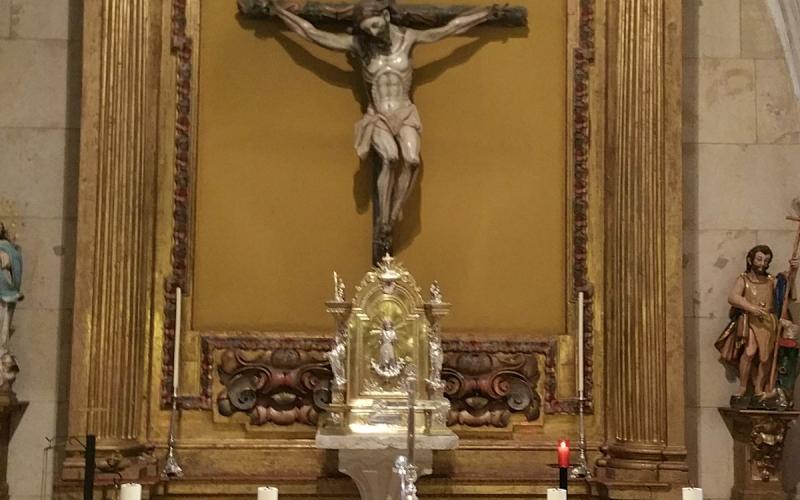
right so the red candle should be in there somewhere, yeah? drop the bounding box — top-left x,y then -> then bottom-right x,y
557,439 -> 570,467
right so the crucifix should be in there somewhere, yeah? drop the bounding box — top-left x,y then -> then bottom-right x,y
238,0 -> 527,262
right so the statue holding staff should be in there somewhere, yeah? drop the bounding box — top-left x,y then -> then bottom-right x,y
716,243 -> 799,409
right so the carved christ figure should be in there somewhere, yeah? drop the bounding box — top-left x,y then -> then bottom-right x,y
269,0 -> 505,233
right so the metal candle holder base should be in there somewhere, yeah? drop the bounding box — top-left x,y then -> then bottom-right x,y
162,446 -> 184,479
394,456 -> 418,500
569,461 -> 591,479
570,392 -> 592,480
161,396 -> 185,479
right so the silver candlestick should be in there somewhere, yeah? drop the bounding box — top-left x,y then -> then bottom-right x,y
407,372 -> 416,465
394,455 -> 418,500
163,289 -> 185,479
162,395 -> 184,479
393,371 -> 419,500
569,390 -> 591,479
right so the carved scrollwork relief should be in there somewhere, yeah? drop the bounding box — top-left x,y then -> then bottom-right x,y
216,347 -> 332,426
210,338 -> 559,427
750,417 -> 791,480
442,350 -> 541,427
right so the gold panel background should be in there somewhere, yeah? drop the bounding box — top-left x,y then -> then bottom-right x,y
194,0 -> 566,334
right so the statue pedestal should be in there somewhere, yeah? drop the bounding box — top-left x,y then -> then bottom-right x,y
719,408 -> 800,500
317,433 -> 457,500
0,394 -> 26,500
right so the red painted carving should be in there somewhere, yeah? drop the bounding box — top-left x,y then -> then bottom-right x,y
442,350 -> 541,427
216,346 -> 332,426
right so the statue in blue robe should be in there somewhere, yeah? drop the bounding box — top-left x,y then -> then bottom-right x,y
0,223 -> 23,349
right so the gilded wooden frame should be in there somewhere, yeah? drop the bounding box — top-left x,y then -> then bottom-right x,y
157,0 -> 602,417
63,0 -> 687,496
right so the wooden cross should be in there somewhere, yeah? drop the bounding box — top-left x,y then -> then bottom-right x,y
238,0 -> 528,29
767,212 -> 800,393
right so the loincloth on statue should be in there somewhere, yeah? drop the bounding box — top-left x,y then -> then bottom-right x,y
354,104 -> 422,159
715,312 -> 778,364
749,314 -> 778,362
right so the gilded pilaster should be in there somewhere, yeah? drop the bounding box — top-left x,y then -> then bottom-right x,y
64,0 -> 161,477
599,0 -> 686,493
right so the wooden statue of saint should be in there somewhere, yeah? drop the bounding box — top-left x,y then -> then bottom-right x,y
716,244 -> 800,409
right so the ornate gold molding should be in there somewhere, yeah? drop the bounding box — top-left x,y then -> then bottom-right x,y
599,0 -> 686,486
160,0 -> 194,408
571,0 -> 597,410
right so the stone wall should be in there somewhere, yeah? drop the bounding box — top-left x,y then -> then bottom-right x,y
0,0 -> 81,498
683,0 -> 800,498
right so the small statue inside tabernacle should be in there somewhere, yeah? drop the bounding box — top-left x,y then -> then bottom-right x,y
372,319 -> 404,379
715,244 -> 799,409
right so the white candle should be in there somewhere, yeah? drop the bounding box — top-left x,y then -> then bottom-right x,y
577,291 -> 584,395
546,488 -> 567,500
258,486 -> 279,500
120,483 -> 142,500
174,286 -> 182,395
682,487 -> 703,500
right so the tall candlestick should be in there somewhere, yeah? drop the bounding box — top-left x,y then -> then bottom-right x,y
546,488 -> 567,500
577,292 -> 584,395
407,374 -> 417,465
120,483 -> 142,500
258,486 -> 279,500
173,287 -> 182,396
682,487 -> 703,500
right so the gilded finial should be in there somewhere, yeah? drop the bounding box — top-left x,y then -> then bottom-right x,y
333,271 -> 346,302
377,253 -> 401,286
430,280 -> 443,304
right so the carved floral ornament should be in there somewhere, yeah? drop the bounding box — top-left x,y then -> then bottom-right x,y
749,417 -> 792,481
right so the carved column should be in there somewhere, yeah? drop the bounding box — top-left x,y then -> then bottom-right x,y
598,0 -> 687,495
62,0 -> 161,485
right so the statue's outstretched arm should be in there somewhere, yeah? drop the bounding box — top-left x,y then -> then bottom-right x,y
411,5 -> 497,44
272,2 -> 354,51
